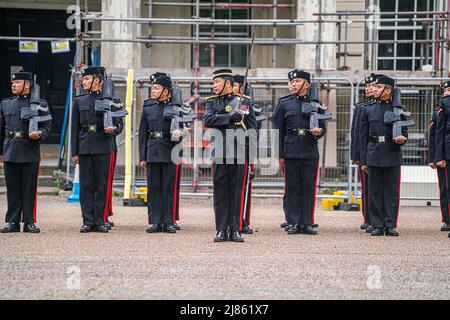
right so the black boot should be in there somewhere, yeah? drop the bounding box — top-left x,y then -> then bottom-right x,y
385,227 -> 399,237
214,231 -> 227,242
230,231 -> 244,242
80,225 -> 95,233
173,222 -> 181,230
146,224 -> 162,233
0,223 -> 20,233
96,225 -> 109,233
280,222 -> 289,229
301,225 -> 318,235
242,225 -> 253,234
371,227 -> 384,236
163,224 -> 177,233
105,220 -> 114,230
284,224 -> 294,232
360,223 -> 370,230
23,224 -> 40,233
287,224 -> 301,234
440,223 -> 450,232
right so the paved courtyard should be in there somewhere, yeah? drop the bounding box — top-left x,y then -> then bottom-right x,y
0,196 -> 449,300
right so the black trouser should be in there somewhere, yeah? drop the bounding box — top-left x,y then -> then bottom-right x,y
284,158 -> 320,226
212,162 -> 247,232
368,166 -> 401,229
440,164 -> 450,224
147,162 -> 173,225
281,166 -> 292,224
242,164 -> 254,228
108,151 -> 118,218
358,166 -> 371,225
79,153 -> 114,227
168,163 -> 182,223
4,162 -> 40,224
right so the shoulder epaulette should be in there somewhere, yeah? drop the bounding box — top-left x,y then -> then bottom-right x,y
205,95 -> 218,100
143,98 -> 157,107
1,97 -> 14,102
278,94 -> 294,103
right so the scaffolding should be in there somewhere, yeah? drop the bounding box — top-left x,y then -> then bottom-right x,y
1,1 -> 449,74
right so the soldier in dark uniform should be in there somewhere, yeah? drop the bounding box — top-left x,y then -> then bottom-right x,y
359,76 -> 409,237
350,73 -> 381,233
428,84 -> 450,232
99,67 -> 124,230
232,74 -> 256,235
0,70 -> 52,233
434,81 -> 450,238
139,76 -> 183,233
204,69 -> 258,242
71,66 -> 120,233
274,70 -> 327,235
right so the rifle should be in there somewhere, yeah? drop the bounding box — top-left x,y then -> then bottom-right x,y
20,83 -> 52,133
230,30 -> 257,130
383,88 -> 415,138
164,84 -> 197,142
301,82 -> 332,130
241,31 -> 258,224
95,77 -> 128,129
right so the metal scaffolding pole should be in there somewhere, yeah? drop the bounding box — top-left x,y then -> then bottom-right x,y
144,2 -> 294,8
82,15 -> 436,25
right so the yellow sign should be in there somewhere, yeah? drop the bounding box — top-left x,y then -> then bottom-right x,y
19,41 -> 38,53
51,40 -> 70,54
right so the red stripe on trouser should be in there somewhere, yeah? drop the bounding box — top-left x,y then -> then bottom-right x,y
33,163 -> 40,223
103,153 -> 114,223
109,152 -> 117,217
395,166 -> 401,228
239,161 -> 249,231
172,164 -> 180,222
358,167 -> 366,223
311,160 -> 320,225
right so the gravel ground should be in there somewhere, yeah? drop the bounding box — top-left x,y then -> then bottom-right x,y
0,195 -> 449,300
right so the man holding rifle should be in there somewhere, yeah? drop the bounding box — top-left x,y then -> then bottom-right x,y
274,70 -> 328,236
71,66 -> 122,234
359,76 -> 412,237
0,70 -> 52,233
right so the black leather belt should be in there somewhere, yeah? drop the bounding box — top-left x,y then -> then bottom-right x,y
287,128 -> 310,136
7,131 -> 26,139
81,125 -> 99,133
148,131 -> 167,140
370,136 -> 393,143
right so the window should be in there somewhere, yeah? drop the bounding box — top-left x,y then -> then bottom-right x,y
195,0 -> 249,68
377,0 -> 434,71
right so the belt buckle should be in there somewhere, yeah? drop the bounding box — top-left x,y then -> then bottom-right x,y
379,136 -> 386,143
14,131 -> 22,138
89,125 -> 96,132
298,129 -> 306,136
